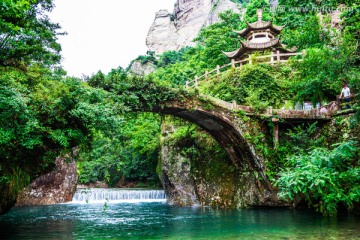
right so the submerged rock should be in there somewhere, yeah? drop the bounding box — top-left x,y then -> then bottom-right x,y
16,148 -> 79,206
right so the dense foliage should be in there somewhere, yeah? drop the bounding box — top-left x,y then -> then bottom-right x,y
243,0 -> 271,23
0,0 -> 63,67
200,64 -> 284,110
78,112 -> 162,187
276,141 -> 360,216
0,65 -> 124,212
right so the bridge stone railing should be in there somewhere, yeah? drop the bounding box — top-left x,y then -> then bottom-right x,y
185,51 -> 304,89
201,94 -> 339,120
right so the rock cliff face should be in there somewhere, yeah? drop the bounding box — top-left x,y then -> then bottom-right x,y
146,0 -> 240,54
159,120 -> 289,208
159,124 -> 200,206
16,149 -> 78,206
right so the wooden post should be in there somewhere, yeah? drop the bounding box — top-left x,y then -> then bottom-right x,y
271,52 -> 275,64
205,71 -> 209,80
185,81 -> 188,89
231,59 -> 235,69
276,50 -> 280,62
195,76 -> 198,88
216,65 -> 220,76
272,118 -> 279,149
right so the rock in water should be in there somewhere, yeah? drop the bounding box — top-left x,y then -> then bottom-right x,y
146,0 -> 240,55
16,149 -> 79,206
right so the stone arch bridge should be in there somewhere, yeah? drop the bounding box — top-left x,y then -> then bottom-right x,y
149,94 -> 339,193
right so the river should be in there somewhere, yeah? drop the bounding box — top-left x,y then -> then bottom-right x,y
0,189 -> 359,239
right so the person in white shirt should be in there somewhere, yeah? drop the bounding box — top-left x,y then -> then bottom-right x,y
339,83 -> 351,109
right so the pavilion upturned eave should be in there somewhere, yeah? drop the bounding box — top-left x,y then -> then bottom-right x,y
235,22 -> 284,39
223,39 -> 296,60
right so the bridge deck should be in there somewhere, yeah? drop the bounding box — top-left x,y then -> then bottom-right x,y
200,95 -> 355,121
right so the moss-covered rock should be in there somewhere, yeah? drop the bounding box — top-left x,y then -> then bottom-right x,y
158,116 -> 289,208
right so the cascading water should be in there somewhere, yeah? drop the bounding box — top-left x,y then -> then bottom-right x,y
72,188 -> 166,203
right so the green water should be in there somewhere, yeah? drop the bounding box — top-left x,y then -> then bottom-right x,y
0,202 -> 359,240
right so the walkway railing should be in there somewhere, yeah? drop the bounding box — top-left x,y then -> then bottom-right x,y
185,51 -> 304,89
202,93 -> 340,120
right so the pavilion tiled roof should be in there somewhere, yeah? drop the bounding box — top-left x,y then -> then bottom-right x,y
234,22 -> 284,38
223,39 -> 295,59
223,9 -> 293,60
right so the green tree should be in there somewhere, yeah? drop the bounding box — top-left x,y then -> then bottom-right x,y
77,113 -> 162,187
0,66 -> 124,213
157,47 -> 191,68
243,0 -> 271,24
194,10 -> 243,67
201,64 -> 284,108
282,15 -> 333,50
288,47 -> 346,103
0,0 -> 63,67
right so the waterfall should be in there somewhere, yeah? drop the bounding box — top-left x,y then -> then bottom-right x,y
72,188 -> 166,203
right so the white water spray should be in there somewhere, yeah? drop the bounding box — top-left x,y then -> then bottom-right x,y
72,188 -> 166,203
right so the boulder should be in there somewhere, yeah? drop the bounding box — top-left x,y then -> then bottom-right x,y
128,60 -> 157,76
16,148 -> 79,206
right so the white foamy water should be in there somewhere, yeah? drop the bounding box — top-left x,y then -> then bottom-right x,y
72,188 -> 166,204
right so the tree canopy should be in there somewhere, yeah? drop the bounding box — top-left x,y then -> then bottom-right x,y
0,0 -> 63,67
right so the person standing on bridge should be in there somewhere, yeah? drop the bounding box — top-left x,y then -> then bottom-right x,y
339,83 -> 351,109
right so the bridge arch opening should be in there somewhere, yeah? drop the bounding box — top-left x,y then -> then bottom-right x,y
75,107 -> 271,207
78,106 -> 270,192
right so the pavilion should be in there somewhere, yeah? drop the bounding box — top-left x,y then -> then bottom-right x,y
223,9 -> 294,61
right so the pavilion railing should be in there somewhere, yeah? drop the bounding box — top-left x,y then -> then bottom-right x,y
185,51 -> 305,89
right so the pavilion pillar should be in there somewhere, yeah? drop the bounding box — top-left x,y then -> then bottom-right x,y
231,59 -> 235,68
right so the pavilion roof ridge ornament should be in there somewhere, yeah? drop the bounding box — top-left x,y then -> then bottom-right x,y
257,8 -> 263,22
